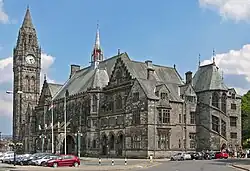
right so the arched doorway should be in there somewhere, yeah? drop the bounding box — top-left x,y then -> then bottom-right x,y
117,133 -> 124,156
101,134 -> 108,155
62,135 -> 76,154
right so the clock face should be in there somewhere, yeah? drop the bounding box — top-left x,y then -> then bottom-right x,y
25,55 -> 35,64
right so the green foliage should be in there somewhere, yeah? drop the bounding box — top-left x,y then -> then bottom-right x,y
242,91 -> 250,148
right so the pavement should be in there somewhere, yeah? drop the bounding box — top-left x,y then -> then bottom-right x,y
0,158 -> 160,171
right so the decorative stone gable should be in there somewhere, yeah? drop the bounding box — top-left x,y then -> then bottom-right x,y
108,57 -> 132,87
38,81 -> 52,106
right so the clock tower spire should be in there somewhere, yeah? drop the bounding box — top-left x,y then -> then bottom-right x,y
13,7 -> 41,150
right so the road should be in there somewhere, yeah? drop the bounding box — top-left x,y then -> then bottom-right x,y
1,158 -> 250,171
137,159 -> 250,171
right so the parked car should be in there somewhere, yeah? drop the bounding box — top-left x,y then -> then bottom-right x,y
18,153 -> 49,165
46,154 -> 80,167
189,152 -> 203,160
215,152 -> 229,159
2,153 -> 14,163
170,153 -> 192,161
33,154 -> 59,166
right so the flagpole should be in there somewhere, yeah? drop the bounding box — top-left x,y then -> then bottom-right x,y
51,100 -> 54,154
64,95 -> 67,155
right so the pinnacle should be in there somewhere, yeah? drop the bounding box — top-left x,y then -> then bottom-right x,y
21,6 -> 34,28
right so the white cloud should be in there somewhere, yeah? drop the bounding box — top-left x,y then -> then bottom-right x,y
0,0 -> 9,24
0,53 -> 56,117
199,0 -> 250,22
201,44 -> 250,95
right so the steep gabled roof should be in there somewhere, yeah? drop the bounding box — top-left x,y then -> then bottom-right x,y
193,63 -> 228,92
47,83 -> 63,97
137,78 -> 182,102
121,58 -> 183,85
53,53 -> 128,99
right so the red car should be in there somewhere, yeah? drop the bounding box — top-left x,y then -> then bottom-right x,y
46,154 -> 80,167
215,152 -> 229,159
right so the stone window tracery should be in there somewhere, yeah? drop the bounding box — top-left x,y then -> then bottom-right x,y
158,109 -> 170,124
212,92 -> 219,108
189,133 -> 196,149
131,135 -> 141,149
132,109 -> 140,125
25,76 -> 30,92
92,94 -> 98,112
116,69 -> 122,84
221,120 -> 226,137
221,93 -> 227,113
30,76 -> 35,92
158,131 -> 170,150
160,92 -> 168,100
212,115 -> 219,133
116,95 -> 122,110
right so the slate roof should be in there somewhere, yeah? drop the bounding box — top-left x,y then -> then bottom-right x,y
47,83 -> 63,97
193,63 -> 228,92
53,52 -> 184,102
137,79 -> 183,101
53,53 -> 127,99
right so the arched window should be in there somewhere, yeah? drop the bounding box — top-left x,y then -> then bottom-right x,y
116,95 -> 122,110
30,76 -> 35,92
25,76 -> 30,92
221,93 -> 227,113
212,92 -> 219,108
92,94 -> 98,112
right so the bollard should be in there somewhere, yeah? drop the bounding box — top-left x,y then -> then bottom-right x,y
149,155 -> 153,163
99,158 -> 101,166
111,159 -> 114,166
125,157 -> 127,166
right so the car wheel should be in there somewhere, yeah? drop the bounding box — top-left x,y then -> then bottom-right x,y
74,162 -> 79,167
53,162 -> 58,168
41,162 -> 46,167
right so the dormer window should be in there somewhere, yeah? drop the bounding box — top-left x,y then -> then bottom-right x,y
232,93 -> 236,99
160,92 -> 168,100
155,91 -> 159,97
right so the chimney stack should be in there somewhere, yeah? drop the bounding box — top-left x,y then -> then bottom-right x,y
185,71 -> 192,84
70,64 -> 80,78
145,60 -> 155,80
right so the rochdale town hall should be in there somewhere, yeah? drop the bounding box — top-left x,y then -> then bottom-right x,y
12,7 -> 242,158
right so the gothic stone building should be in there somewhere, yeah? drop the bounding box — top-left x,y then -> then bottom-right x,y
13,8 -> 242,158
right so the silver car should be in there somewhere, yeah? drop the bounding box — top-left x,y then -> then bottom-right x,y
33,155 -> 59,166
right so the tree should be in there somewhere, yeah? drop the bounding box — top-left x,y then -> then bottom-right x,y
241,91 -> 250,148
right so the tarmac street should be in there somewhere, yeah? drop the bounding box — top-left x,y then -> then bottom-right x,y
137,158 -> 250,171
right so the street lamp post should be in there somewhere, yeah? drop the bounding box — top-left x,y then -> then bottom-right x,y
9,142 -> 23,166
6,90 -> 23,141
39,134 -> 46,153
74,131 -> 83,158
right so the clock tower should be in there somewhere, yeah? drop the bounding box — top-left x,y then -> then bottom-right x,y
13,7 -> 41,146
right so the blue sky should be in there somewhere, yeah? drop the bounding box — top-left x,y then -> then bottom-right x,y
1,0 -> 250,135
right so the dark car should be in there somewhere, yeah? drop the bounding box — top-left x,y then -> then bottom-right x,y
46,154 -> 80,167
